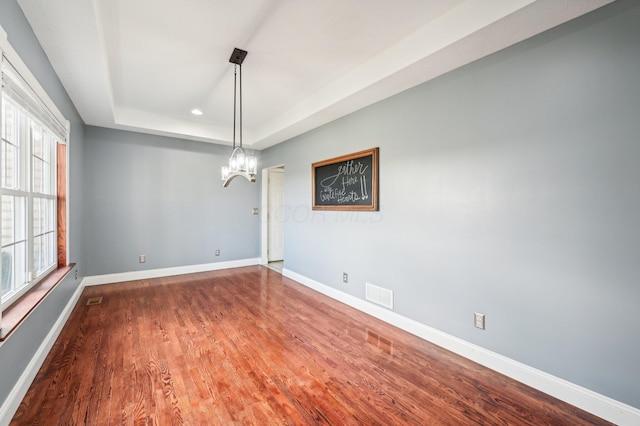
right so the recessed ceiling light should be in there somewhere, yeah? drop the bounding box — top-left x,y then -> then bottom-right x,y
191,108 -> 203,116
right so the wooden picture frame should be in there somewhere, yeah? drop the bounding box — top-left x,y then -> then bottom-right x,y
312,147 -> 379,211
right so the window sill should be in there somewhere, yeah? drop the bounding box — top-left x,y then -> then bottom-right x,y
0,263 -> 75,341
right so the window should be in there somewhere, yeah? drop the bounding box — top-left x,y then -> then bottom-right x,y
1,32 -> 69,312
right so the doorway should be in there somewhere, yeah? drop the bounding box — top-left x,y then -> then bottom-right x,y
261,166 -> 285,272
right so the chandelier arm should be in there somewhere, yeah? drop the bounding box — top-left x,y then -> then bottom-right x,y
223,171 -> 256,187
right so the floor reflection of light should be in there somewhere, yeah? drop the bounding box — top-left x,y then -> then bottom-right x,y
367,329 -> 393,355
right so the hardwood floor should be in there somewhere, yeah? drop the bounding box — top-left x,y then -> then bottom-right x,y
11,266 -> 611,425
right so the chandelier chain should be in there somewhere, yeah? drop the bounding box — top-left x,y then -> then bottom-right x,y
239,62 -> 243,148
233,64 -> 237,150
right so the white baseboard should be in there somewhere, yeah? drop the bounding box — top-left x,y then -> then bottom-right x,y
83,258 -> 261,286
283,268 -> 640,426
0,276 -> 85,426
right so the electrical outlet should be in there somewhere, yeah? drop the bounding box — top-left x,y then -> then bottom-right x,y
474,312 -> 485,330
343,272 -> 348,283
139,255 -> 146,263
215,249 -> 221,256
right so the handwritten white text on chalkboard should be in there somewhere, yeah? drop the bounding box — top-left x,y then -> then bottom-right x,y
319,160 -> 369,204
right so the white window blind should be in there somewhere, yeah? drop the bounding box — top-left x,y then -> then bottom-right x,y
1,59 -> 67,143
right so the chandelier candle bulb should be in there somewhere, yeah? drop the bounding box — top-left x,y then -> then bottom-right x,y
247,156 -> 257,174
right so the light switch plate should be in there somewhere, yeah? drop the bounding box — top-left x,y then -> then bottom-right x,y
474,312 -> 485,330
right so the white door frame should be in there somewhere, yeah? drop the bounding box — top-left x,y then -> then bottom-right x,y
261,165 -> 285,264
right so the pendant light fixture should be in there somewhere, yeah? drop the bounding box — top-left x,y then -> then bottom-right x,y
221,48 -> 257,187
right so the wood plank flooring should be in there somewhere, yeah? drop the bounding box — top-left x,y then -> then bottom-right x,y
11,266 -> 611,425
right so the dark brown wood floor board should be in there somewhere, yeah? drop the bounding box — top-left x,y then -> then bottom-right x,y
107,330 -> 127,424
244,350 -> 322,424
11,266 -> 612,425
43,303 -> 96,423
208,275 -> 353,424
71,293 -> 97,423
196,312 -> 266,420
299,294 -> 517,425
228,293 -> 365,424
113,293 -> 135,425
245,274 -> 469,425
280,329 -> 397,424
119,286 -> 154,425
278,272 -> 572,424
362,354 -> 488,424
224,341 -> 294,421
278,270 -> 604,426
107,302 -> 128,424
263,283 -> 441,424
73,309 -> 107,425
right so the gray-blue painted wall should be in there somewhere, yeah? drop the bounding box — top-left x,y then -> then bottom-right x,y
0,0 -> 85,411
83,126 -> 260,276
260,1 -> 640,409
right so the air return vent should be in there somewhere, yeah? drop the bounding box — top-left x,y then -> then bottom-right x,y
366,283 -> 393,309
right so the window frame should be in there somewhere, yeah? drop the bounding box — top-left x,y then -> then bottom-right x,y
0,25 -> 70,316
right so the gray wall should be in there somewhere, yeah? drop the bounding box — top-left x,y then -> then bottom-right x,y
83,126 -> 260,276
0,0 -> 85,412
261,1 -> 640,409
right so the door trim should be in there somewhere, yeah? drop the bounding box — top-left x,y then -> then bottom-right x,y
261,165 -> 285,265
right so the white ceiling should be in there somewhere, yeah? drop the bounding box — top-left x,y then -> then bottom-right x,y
18,0 -> 611,150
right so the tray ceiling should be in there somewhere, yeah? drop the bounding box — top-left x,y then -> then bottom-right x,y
17,0 -> 612,149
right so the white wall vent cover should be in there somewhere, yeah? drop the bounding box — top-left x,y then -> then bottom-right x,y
366,283 -> 394,310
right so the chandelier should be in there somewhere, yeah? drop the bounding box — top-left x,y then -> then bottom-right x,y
221,48 -> 257,187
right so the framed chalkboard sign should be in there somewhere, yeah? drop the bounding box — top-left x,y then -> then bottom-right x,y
312,147 -> 379,211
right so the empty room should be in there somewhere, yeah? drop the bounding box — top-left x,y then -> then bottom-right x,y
1,1 -> 639,425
